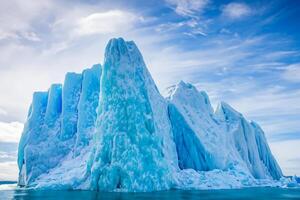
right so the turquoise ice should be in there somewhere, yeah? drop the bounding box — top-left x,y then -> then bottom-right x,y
88,38 -> 177,191
17,38 -> 286,191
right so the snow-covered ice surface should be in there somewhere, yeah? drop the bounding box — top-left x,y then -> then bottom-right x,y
17,37 -> 297,192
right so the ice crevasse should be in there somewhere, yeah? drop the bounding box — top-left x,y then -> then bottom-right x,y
18,37 -> 287,192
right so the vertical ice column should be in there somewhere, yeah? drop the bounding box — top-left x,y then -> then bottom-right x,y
26,92 -> 49,144
75,64 -> 101,154
60,72 -> 82,141
18,91 -> 48,185
44,84 -> 62,128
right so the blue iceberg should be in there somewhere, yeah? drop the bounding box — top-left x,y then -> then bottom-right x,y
17,38 -> 286,191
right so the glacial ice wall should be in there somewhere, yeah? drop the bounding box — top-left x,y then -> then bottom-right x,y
215,102 -> 283,180
18,65 -> 101,186
168,103 -> 214,171
167,82 -> 282,181
18,37 -> 284,191
167,81 -> 237,172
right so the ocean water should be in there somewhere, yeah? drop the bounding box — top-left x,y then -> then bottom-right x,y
1,185 -> 300,200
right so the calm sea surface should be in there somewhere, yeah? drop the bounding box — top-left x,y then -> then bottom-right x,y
1,185 -> 300,200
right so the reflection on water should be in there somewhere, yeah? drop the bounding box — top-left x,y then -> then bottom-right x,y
1,186 -> 300,200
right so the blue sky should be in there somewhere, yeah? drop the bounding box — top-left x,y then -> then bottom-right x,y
0,0 -> 299,180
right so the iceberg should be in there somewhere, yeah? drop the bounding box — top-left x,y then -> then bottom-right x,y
18,37 -> 286,191
88,38 -> 178,191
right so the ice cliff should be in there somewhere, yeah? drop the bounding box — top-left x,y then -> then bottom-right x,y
18,38 -> 284,191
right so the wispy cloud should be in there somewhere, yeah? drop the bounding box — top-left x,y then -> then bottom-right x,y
155,18 -> 208,37
0,122 -> 23,143
282,64 -> 300,82
0,142 -> 18,181
165,0 -> 209,17
21,31 -> 41,42
228,86 -> 300,139
75,10 -> 138,36
0,107 -> 7,116
270,132 -> 300,142
270,140 -> 300,176
0,142 -> 18,163
52,9 -> 141,39
221,2 -> 252,19
0,0 -> 54,41
0,162 -> 18,181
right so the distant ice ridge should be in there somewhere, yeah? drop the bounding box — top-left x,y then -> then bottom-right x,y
18,37 -> 289,192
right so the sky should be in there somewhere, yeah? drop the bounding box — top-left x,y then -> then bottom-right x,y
0,0 -> 300,181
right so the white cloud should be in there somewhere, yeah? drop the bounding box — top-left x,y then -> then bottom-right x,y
270,140 -> 300,176
230,87 -> 300,118
282,64 -> 300,82
48,8 -> 141,50
0,151 -> 16,162
0,0 -> 54,41
231,88 -> 300,140
0,161 -> 18,181
75,10 -> 137,36
222,2 -> 251,19
155,18 -> 208,37
0,30 -> 19,41
0,107 -> 7,116
21,32 -> 41,42
165,0 -> 209,16
0,122 -> 23,143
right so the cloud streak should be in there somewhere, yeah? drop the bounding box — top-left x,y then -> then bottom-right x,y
0,162 -> 18,181
221,2 -> 252,19
270,140 -> 300,176
282,64 -> 300,82
0,122 -> 23,143
76,10 -> 137,36
165,0 -> 209,17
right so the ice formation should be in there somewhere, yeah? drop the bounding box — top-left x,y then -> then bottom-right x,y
88,39 -> 177,191
18,38 -> 285,191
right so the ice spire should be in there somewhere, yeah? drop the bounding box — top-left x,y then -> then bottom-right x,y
89,38 -> 178,191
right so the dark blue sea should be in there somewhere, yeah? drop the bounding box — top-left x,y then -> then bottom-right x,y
1,184 -> 300,200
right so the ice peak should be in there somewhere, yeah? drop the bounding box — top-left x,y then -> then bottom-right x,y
103,37 -> 146,75
105,37 -> 129,58
83,63 -> 101,74
31,91 -> 48,112
215,101 -> 243,121
106,37 -> 127,48
178,80 -> 195,89
167,81 -> 195,100
167,81 -> 213,114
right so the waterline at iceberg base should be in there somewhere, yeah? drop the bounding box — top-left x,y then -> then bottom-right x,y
17,37 -> 293,192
